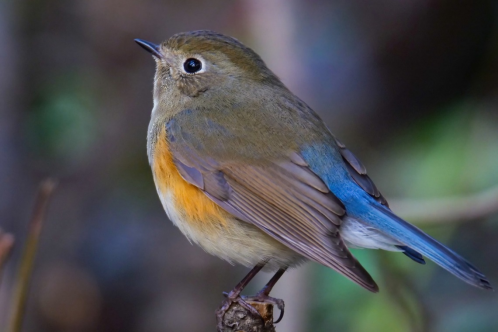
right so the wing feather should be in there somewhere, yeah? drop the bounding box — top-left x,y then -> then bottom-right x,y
164,117 -> 378,292
334,137 -> 389,207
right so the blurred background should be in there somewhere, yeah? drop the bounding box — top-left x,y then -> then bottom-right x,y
1,0 -> 498,331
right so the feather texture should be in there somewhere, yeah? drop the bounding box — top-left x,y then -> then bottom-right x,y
164,115 -> 378,292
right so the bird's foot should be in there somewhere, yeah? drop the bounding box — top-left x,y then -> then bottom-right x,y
241,292 -> 285,323
216,291 -> 263,330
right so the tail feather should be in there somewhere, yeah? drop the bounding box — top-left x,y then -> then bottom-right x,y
368,203 -> 492,290
397,245 -> 426,265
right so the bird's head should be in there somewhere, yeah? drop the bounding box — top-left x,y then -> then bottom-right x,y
135,30 -> 282,99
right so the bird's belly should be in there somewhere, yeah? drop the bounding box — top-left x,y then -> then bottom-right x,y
156,188 -> 305,270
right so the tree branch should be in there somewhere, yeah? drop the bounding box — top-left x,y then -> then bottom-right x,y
0,229 -> 15,287
218,301 -> 276,332
8,179 -> 57,332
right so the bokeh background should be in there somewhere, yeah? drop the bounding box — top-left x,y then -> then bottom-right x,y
1,0 -> 498,331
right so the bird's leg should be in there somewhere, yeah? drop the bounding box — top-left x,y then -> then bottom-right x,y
241,268 -> 287,323
216,263 -> 266,327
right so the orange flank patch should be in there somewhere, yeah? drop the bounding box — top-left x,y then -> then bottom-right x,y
152,127 -> 229,226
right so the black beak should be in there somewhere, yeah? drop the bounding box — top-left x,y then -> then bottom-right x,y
134,39 -> 162,59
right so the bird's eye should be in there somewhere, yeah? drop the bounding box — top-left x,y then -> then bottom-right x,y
183,58 -> 202,74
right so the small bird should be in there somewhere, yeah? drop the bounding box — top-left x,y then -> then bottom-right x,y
135,30 -> 492,323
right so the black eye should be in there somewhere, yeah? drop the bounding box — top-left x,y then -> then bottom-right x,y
183,58 -> 202,73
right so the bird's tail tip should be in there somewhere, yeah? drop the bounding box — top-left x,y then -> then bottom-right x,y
465,261 -> 493,290
368,203 -> 493,291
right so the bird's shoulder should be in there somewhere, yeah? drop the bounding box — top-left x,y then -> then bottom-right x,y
164,90 -> 331,161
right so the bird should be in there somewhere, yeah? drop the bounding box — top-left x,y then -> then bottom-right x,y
135,30 -> 492,324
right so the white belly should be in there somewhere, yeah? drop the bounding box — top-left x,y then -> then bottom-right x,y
158,189 -> 306,271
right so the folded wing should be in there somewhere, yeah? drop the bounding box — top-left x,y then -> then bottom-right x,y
165,115 -> 379,292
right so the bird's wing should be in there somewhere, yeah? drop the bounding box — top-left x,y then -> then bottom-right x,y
164,114 -> 378,292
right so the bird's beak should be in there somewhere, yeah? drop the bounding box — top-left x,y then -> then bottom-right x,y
134,39 -> 163,59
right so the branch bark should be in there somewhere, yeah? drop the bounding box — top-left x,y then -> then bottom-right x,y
218,301 -> 276,332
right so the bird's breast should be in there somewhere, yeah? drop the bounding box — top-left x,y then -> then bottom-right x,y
151,125 -> 230,232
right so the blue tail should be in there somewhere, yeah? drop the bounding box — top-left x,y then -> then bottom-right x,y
363,202 -> 492,290
299,143 -> 491,289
